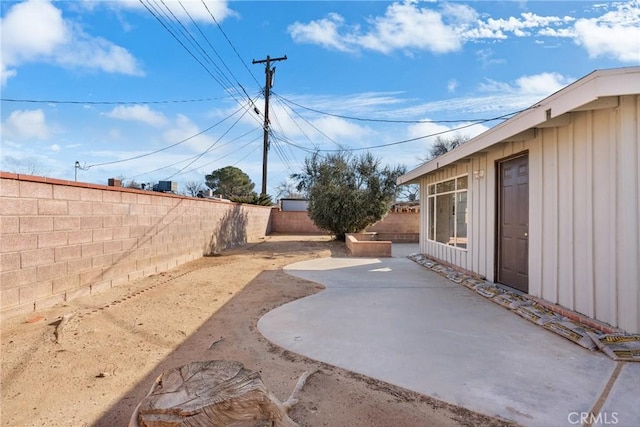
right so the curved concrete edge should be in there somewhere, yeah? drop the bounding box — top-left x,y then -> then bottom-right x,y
258,257 -> 640,427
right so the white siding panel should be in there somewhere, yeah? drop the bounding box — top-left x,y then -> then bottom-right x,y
616,95 -> 640,333
540,128 -> 560,302
572,112 -> 595,318
592,108 -> 615,326
528,134 -> 543,298
557,124 -> 575,310
478,155 -> 489,279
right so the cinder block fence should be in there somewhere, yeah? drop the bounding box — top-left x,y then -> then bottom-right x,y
1,173 -> 419,319
0,173 -> 272,319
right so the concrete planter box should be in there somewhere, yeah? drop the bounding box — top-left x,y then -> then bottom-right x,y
345,233 -> 392,257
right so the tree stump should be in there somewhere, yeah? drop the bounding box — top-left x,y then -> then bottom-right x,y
129,360 -> 310,427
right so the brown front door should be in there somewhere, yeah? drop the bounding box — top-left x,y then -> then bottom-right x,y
497,154 -> 529,293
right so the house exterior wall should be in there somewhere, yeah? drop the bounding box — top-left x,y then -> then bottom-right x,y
419,95 -> 639,333
0,173 -> 272,319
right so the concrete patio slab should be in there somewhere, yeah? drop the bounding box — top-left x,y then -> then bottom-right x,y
258,254 -> 640,427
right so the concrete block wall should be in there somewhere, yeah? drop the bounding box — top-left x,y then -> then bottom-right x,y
345,233 -> 392,257
367,212 -> 419,234
271,209 -> 419,242
0,173 -> 272,318
269,209 -> 326,234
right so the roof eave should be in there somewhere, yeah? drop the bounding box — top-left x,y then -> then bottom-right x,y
397,67 -> 640,185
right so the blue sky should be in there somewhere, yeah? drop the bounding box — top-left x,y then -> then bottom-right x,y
1,0 -> 639,197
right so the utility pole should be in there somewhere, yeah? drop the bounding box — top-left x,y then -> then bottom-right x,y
252,54 -> 287,196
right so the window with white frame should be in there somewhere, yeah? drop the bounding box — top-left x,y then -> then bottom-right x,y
427,175 -> 468,249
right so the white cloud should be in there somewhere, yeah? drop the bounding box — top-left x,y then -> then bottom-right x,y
406,120 -> 490,153
288,0 -> 639,64
407,121 -> 453,141
440,3 -> 478,26
514,73 -> 573,96
54,29 -> 143,75
447,79 -> 458,93
105,105 -> 168,127
310,116 -> 373,142
100,0 -> 235,24
0,0 -> 67,84
163,114 -> 218,153
479,72 -> 573,98
50,144 -> 61,152
289,1 -> 462,54
2,109 -> 51,140
573,1 -> 640,63
288,14 -> 354,52
356,1 -> 462,54
475,48 -> 506,67
0,0 -> 143,86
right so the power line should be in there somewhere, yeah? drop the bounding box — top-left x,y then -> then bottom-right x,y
272,95 -> 342,149
199,0 -> 262,90
164,100 -> 255,179
140,0 -> 224,87
127,129 -> 261,180
0,97 -> 223,105
164,130 -> 262,179
169,0 -> 238,93
177,0 -> 242,96
273,92 -> 522,124
142,0 -> 263,114
315,114 -> 518,152
140,0 -> 244,106
265,107 -> 530,156
85,102 -> 249,168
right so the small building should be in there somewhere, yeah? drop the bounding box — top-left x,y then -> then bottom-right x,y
398,67 -> 639,334
279,198 -> 309,212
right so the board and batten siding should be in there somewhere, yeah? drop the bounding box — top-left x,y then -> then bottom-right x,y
419,95 -> 639,333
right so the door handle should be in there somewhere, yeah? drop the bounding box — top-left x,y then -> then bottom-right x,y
524,232 -> 528,237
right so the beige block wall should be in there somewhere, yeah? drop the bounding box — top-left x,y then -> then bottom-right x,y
270,209 -> 419,241
0,173 -> 272,318
270,209 -> 326,234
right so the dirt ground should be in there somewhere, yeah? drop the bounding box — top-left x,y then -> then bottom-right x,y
1,235 -> 514,427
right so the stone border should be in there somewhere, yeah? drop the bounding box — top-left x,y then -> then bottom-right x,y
408,253 -> 640,362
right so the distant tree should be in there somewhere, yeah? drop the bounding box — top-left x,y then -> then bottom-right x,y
399,183 -> 420,202
231,193 -> 273,206
292,149 -> 406,241
275,179 -> 306,200
115,175 -> 142,189
3,157 -> 50,176
123,180 -> 142,189
420,134 -> 471,162
184,180 -> 205,197
205,166 -> 255,199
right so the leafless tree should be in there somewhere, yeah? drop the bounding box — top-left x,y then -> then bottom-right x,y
419,134 -> 471,163
399,183 -> 420,201
274,179 -> 306,200
184,180 -> 205,197
3,157 -> 51,176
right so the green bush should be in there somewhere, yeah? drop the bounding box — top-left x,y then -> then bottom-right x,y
293,150 -> 405,241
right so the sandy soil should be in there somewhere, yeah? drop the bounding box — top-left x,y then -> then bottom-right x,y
1,235 -> 514,427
